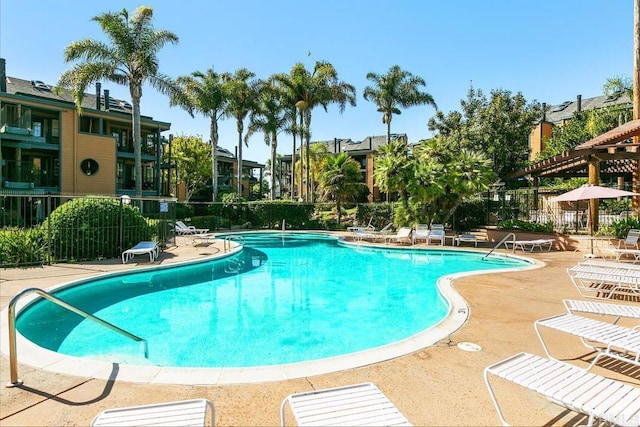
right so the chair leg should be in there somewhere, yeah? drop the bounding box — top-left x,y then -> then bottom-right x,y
483,370 -> 510,426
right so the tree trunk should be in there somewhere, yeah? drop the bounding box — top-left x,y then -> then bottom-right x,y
298,112 -> 304,200
386,116 -> 392,144
270,133 -> 277,200
211,116 -> 219,202
131,88 -> 142,197
237,122 -> 243,195
634,0 -> 640,208
305,111 -> 312,202
291,131 -> 296,199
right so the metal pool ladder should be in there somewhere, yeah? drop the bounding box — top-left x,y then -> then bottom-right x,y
224,235 -> 245,252
5,287 -> 148,387
482,232 -> 516,260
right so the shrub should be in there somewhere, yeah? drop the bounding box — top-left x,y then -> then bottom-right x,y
0,227 -> 47,267
43,197 -> 151,261
496,219 -> 554,233
355,203 -> 395,229
598,217 -> 640,239
454,200 -> 487,232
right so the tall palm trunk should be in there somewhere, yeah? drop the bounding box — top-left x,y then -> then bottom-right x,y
298,112 -> 304,199
304,111 -> 311,202
386,117 -> 392,144
270,133 -> 277,200
131,87 -> 143,197
236,120 -> 243,195
211,117 -> 219,202
291,132 -> 296,199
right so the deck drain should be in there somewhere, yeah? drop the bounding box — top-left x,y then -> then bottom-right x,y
457,342 -> 482,352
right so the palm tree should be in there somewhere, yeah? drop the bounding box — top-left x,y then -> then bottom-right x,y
373,138 -> 411,207
273,71 -> 301,199
264,154 -> 284,197
279,61 -> 356,201
246,78 -> 290,200
363,65 -> 437,144
223,68 -> 257,195
57,6 -> 181,197
171,68 -> 227,202
317,152 -> 365,224
294,142 -> 328,200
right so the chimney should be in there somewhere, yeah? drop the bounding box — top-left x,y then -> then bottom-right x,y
104,89 -> 110,111
0,58 -> 6,93
541,103 -> 546,122
96,82 -> 101,110
369,136 -> 372,150
576,95 -> 582,113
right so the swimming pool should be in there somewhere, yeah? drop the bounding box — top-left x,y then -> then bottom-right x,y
14,232 -> 531,377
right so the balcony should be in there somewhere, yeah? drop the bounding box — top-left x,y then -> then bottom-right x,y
2,160 -> 58,188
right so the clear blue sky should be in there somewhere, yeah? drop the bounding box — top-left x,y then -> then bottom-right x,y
0,0 -> 633,165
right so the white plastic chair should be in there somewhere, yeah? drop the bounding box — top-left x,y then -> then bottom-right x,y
485,352 -> 640,427
618,229 -> 640,249
280,382 -> 411,427
92,398 -> 215,426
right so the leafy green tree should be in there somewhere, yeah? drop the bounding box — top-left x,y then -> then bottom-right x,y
172,68 -> 227,202
363,65 -> 437,144
171,135 -> 212,201
603,75 -> 632,99
246,78 -> 290,200
317,152 -> 365,224
428,87 -> 541,178
538,104 -> 632,159
57,6 -> 181,197
223,68 -> 258,195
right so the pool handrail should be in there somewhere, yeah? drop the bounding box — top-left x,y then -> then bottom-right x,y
483,233 -> 516,260
224,235 -> 245,252
6,287 -> 148,387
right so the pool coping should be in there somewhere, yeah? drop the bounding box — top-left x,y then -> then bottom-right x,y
0,237 -> 542,385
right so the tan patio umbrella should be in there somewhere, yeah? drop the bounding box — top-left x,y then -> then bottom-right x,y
553,184 -> 640,253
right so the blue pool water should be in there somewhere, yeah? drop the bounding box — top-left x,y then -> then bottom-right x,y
16,233 -> 528,367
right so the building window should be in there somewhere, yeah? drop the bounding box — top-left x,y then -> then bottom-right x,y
79,116 -> 102,134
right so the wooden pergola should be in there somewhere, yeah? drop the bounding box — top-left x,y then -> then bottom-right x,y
508,119 -> 640,229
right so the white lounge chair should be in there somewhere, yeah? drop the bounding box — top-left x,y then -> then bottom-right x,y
280,382 -> 412,427
614,248 -> 640,263
485,352 -> 640,427
454,234 -> 477,247
566,262 -> 640,298
174,220 -> 209,235
504,238 -> 554,252
348,217 -> 374,232
385,227 -> 413,245
121,241 -> 158,264
534,313 -> 640,370
91,398 -> 215,426
411,224 -> 429,245
563,299 -> 640,323
618,229 -> 640,250
426,224 -> 445,246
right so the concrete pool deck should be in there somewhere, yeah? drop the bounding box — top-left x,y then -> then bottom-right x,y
1,234 -> 639,426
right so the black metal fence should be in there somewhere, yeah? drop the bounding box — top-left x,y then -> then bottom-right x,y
2,186 -> 637,267
0,193 -> 176,267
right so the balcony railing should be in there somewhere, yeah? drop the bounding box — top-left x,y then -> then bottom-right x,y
3,160 -> 58,187
1,105 -> 32,132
